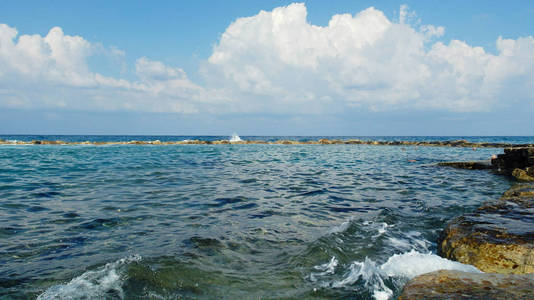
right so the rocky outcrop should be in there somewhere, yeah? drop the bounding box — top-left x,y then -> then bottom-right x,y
399,270 -> 534,300
492,147 -> 534,176
438,184 -> 534,274
437,161 -> 493,170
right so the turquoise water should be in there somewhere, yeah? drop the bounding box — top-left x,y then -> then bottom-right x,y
0,136 -> 526,299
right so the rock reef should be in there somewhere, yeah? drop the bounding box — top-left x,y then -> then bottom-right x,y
1,138 -> 533,148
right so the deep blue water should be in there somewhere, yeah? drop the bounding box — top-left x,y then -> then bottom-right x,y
0,136 -> 528,299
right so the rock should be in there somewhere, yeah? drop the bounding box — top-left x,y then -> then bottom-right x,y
513,168 -> 534,182
399,270 -> 534,300
344,139 -> 364,144
501,184 -> 534,201
439,184 -> 534,274
492,147 -> 534,175
41,140 -> 61,145
438,161 -> 493,170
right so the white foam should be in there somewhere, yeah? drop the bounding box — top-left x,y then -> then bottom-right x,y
310,256 -> 338,282
37,255 -> 141,300
372,222 -> 392,238
332,258 -> 393,300
317,250 -> 480,300
229,133 -> 242,142
328,220 -> 351,234
380,250 -> 481,279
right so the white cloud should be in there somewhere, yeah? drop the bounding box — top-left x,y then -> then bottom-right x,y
1,3 -> 534,116
0,24 -> 206,113
204,3 -> 534,113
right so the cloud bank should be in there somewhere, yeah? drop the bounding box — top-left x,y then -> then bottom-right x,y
1,3 -> 534,116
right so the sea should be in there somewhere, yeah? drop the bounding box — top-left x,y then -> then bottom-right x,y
1,135 -> 532,300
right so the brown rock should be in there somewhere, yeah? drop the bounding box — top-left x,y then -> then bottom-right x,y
439,184 -> 534,274
399,270 -> 534,300
211,140 -> 230,144
512,168 -> 534,182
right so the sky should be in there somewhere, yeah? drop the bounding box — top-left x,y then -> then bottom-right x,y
1,0 -> 533,136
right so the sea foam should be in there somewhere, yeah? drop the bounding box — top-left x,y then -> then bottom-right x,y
313,250 -> 481,300
37,255 -> 141,300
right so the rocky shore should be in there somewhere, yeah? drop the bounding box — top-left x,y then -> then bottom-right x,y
400,147 -> 534,299
0,138 -> 533,148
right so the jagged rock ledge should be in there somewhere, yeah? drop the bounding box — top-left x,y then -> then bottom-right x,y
1,138 -> 533,148
401,147 -> 534,298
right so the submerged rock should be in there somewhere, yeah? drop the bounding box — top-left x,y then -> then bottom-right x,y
438,161 -> 493,170
399,270 -> 534,300
439,184 -> 534,274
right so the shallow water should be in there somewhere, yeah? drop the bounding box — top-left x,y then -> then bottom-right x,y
0,136 -> 524,299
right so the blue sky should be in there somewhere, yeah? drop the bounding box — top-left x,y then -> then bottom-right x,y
1,1 -> 533,135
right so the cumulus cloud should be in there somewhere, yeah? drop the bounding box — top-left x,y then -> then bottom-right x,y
0,24 -> 206,113
1,3 -> 534,116
204,3 -> 534,113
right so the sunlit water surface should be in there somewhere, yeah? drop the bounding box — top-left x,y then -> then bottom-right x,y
0,136 -> 525,299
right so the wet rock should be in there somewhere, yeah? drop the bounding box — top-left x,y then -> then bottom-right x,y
513,168 -> 534,182
399,270 -> 534,300
439,184 -> 534,274
41,140 -> 63,145
501,184 -> 534,201
438,161 -> 493,170
278,140 -> 299,145
492,147 -> 534,175
344,139 -> 364,144
211,140 -> 230,144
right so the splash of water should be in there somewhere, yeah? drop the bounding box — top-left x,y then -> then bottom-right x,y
37,255 -> 141,300
229,133 -> 243,142
312,250 -> 481,300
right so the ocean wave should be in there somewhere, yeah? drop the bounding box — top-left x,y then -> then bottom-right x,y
37,255 -> 141,300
